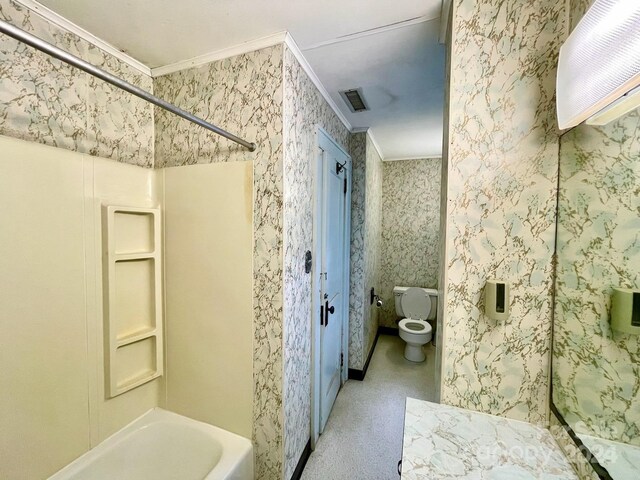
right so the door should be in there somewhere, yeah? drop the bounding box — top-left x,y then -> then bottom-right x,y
317,132 -> 350,434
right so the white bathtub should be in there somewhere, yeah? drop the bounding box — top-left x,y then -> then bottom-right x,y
49,408 -> 253,480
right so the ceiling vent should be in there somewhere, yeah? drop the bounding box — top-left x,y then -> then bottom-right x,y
340,88 -> 369,113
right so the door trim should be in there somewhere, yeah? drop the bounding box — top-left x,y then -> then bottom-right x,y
310,126 -> 351,448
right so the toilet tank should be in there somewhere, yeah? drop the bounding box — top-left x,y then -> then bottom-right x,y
393,286 -> 438,320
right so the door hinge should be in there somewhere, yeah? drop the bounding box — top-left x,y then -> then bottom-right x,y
340,353 -> 344,367
343,176 -> 347,195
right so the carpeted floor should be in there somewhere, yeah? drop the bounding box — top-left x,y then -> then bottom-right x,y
300,334 -> 436,480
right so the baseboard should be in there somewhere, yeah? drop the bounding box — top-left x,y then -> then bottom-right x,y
378,326 -> 399,336
347,367 -> 366,381
290,438 -> 312,480
348,325 -> 392,381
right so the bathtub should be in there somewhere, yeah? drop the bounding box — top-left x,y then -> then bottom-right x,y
49,408 -> 253,480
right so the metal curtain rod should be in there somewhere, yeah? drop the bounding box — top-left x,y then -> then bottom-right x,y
0,19 -> 257,152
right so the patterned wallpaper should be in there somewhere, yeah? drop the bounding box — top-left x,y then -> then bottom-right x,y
154,45 -> 285,479
362,135 -> 382,359
347,131 -> 383,370
553,109 -> 640,446
153,47 -> 284,168
0,0 -> 153,167
348,132 -> 367,370
440,0 -> 564,424
569,0 -> 595,33
379,158 -> 441,328
281,45 -> 350,480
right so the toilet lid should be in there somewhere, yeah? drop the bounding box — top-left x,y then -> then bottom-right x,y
400,287 -> 431,320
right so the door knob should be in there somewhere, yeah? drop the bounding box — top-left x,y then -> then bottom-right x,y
324,301 -> 335,326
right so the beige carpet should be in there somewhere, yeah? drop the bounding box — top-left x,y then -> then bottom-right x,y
301,334 -> 436,480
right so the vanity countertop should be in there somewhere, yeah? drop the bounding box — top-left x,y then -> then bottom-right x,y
401,398 -> 578,479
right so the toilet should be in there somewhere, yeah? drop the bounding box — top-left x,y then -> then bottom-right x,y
394,286 -> 438,362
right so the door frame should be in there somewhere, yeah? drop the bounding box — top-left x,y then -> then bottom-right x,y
310,126 -> 352,448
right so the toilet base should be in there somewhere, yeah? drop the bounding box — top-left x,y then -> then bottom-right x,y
404,343 -> 426,363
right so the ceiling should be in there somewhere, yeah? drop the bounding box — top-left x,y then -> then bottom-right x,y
36,0 -> 445,159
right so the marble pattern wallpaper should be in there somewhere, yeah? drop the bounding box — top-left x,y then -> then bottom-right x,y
281,45 -> 350,480
569,0 -> 595,34
362,135 -> 383,361
440,0 -> 564,424
153,46 -> 284,168
0,0 -> 153,167
379,158 -> 441,328
347,131 -> 383,370
553,109 -> 640,447
348,132 -> 367,370
154,45 -> 286,480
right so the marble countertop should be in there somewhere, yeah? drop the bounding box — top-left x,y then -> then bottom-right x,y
401,398 -> 578,479
578,433 -> 640,479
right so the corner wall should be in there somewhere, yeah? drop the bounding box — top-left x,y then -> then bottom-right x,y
348,132 -> 383,370
281,45 -> 351,480
440,0 -> 564,424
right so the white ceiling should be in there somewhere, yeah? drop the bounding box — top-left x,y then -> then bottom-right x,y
304,19 -> 445,159
36,0 -> 445,158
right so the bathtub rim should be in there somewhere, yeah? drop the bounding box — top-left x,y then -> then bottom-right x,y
48,407 -> 253,480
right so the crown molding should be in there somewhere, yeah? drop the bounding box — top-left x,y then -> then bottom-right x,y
301,14 -> 439,52
384,154 -> 442,162
365,129 -> 385,161
349,128 -> 385,160
283,33 -> 352,132
14,0 -> 152,76
151,31 -> 288,78
10,2 -> 372,153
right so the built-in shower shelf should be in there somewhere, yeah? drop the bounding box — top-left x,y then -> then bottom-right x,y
103,205 -> 163,398
115,367 -> 161,395
116,327 -> 157,347
114,252 -> 156,262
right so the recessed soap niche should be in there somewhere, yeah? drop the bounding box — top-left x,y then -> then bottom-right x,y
103,206 -> 163,398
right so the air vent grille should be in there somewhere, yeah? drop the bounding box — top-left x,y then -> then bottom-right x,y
340,88 -> 368,113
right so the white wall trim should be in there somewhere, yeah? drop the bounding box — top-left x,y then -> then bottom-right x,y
301,14 -> 440,52
283,33 -> 352,132
14,0 -> 152,76
149,30 -> 353,135
11,2 -> 384,155
384,154 -> 443,161
151,31 -> 288,78
365,129 -> 385,161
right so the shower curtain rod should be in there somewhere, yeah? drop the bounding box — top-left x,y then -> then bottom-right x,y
0,19 -> 257,152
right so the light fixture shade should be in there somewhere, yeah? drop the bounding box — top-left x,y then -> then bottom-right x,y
557,0 -> 640,129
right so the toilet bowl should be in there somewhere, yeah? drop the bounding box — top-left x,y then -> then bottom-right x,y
393,286 -> 438,363
399,318 -> 432,362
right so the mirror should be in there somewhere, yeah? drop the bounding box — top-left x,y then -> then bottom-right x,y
552,107 -> 640,479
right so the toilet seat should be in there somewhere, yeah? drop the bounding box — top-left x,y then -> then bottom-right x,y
399,287 -> 431,320
399,318 -> 432,335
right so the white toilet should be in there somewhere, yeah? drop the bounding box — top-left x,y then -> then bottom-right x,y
394,286 -> 438,362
